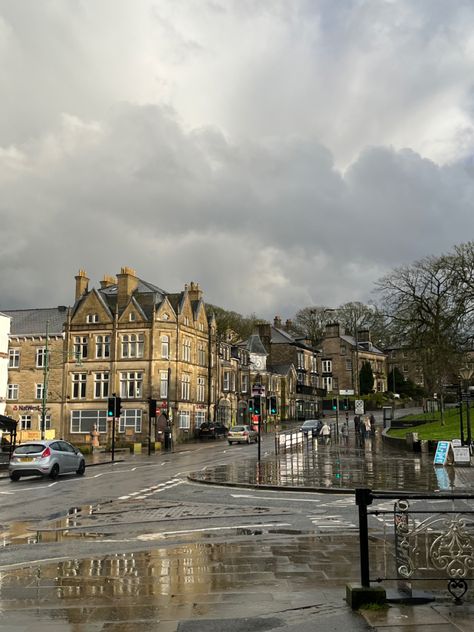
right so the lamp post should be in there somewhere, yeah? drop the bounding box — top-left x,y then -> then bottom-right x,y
459,365 -> 473,448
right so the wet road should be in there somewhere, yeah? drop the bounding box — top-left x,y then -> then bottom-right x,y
0,416 -> 472,631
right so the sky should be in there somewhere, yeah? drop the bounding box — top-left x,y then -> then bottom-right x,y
1,0 -> 474,320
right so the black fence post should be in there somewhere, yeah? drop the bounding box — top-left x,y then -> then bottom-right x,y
355,487 -> 373,588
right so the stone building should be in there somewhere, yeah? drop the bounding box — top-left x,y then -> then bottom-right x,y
3,307 -> 68,441
256,318 -> 323,421
384,345 -> 424,391
0,312 -> 11,416
320,323 -> 387,395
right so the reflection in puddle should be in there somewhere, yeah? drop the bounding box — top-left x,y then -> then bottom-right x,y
1,505 -> 104,547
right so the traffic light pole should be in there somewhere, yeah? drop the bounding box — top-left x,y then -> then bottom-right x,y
111,393 -> 116,463
335,396 -> 339,438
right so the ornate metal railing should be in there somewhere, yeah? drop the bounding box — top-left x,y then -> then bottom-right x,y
356,488 -> 474,602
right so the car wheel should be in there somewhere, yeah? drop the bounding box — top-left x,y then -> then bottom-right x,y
9,472 -> 20,482
246,436 -> 250,444
76,460 -> 86,476
49,463 -> 60,480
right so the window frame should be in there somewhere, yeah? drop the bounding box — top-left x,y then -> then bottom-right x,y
8,349 -> 20,368
7,384 -> 19,400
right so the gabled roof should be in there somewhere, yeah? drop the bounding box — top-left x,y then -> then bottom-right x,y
3,307 -> 67,336
246,334 -> 268,355
340,334 -> 385,356
271,327 -> 295,344
268,363 -> 295,376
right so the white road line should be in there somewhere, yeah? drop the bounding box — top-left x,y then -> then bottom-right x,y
231,493 -> 321,503
137,522 -> 292,539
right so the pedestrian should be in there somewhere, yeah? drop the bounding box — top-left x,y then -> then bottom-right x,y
321,421 -> 331,445
364,416 -> 371,438
354,414 -> 360,435
340,421 -> 349,444
369,413 -> 376,435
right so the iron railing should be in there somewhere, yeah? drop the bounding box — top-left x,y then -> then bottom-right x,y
356,488 -> 474,603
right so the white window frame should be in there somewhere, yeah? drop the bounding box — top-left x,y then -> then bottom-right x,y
19,415 -> 31,430
241,374 -> 248,393
120,371 -> 143,399
322,376 -> 333,392
70,410 -> 107,434
35,383 -> 44,400
223,371 -> 230,391
94,372 -> 110,399
72,373 -> 87,399
42,414 -> 52,430
8,349 -> 20,368
195,410 -> 206,428
197,376 -> 205,403
121,333 -> 144,359
322,360 -> 332,373
86,313 -> 99,323
129,312 -> 136,322
182,338 -> 191,362
95,335 -> 111,359
7,384 -> 18,400
36,347 -> 47,368
297,352 -> 305,369
346,359 -> 353,371
160,371 -> 168,399
118,409 -> 142,433
161,335 -> 169,359
181,373 -> 190,401
178,410 -> 190,429
74,336 -> 89,360
198,342 -> 206,366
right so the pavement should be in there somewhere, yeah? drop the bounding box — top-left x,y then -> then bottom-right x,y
0,414 -> 473,631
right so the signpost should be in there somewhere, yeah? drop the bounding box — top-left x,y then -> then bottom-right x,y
355,400 -> 364,416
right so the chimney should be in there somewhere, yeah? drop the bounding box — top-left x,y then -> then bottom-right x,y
325,322 -> 341,338
75,269 -> 89,301
257,323 -> 271,353
187,281 -> 203,302
100,274 -> 116,289
285,319 -> 293,331
117,266 -> 138,310
274,316 -> 282,328
358,329 -> 371,343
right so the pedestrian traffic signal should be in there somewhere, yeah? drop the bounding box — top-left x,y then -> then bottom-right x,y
253,395 -> 261,415
342,398 -> 349,410
107,397 -> 115,418
269,396 -> 277,415
332,398 -> 337,411
248,398 -> 254,413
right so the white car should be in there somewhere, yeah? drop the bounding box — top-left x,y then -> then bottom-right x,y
9,440 -> 86,481
227,425 -> 258,445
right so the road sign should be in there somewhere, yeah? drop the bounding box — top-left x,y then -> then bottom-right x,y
252,384 -> 266,397
340,389 -> 354,395
355,400 -> 364,415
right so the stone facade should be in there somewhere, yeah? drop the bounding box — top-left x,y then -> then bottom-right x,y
0,312 -> 11,416
320,323 -> 387,395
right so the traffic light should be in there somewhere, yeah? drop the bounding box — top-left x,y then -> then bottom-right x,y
253,395 -> 261,415
107,397 -> 115,418
248,398 -> 254,413
269,396 -> 277,415
342,398 -> 349,411
332,398 -> 337,411
114,396 -> 122,418
149,398 -> 158,418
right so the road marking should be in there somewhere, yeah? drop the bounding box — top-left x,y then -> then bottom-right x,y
137,522 -> 292,539
118,479 -> 183,500
231,493 -> 321,503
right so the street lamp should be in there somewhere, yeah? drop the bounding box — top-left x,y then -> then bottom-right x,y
459,365 -> 473,448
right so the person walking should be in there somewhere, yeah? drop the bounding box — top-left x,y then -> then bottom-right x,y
321,421 -> 331,445
364,416 -> 371,439
369,413 -> 376,436
340,421 -> 349,444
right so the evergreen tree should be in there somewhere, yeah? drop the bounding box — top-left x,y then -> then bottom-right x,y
359,361 -> 374,395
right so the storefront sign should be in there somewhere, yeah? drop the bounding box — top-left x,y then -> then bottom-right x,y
434,441 -> 453,466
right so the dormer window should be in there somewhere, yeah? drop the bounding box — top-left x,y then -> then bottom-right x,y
86,314 -> 99,323
129,312 -> 136,322
162,313 -> 170,321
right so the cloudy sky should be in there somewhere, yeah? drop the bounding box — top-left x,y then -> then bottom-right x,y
1,0 -> 474,319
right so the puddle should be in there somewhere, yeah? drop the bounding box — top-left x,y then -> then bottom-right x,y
1,504 -> 104,547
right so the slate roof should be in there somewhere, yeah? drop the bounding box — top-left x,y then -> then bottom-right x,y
268,363 -> 295,376
340,334 -> 385,356
3,307 -> 67,336
246,334 -> 268,355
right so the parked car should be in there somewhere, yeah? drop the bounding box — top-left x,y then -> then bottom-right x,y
9,440 -> 86,481
299,419 -> 323,436
198,422 -> 229,440
227,425 -> 258,445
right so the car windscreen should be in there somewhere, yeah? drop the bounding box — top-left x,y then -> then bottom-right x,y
231,426 -> 245,432
14,444 -> 45,455
302,421 -> 317,427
